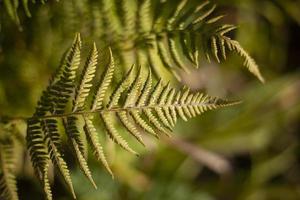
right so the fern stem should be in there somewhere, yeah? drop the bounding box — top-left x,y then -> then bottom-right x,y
1,100 -> 240,122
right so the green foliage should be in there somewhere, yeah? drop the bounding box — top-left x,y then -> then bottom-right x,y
0,121 -> 25,200
0,0 -> 279,199
0,136 -> 18,200
1,0 -> 47,28
25,34 -> 239,199
0,0 -> 265,83
53,0 -> 264,82
1,0 -> 264,92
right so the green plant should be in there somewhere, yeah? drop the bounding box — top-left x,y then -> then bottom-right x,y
25,33 -> 239,199
1,0 -> 47,28
0,0 -> 266,199
55,0 -> 264,82
1,0 -> 264,82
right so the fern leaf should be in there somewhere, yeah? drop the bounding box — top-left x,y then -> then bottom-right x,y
143,108 -> 170,135
155,38 -> 181,79
73,43 -> 98,112
222,36 -> 265,83
124,66 -> 143,108
26,34 -> 83,200
52,33 -> 82,86
42,162 -> 52,200
148,79 -> 163,105
206,14 -> 225,24
26,119 -> 52,199
92,4 -> 104,38
27,36 -> 240,198
34,33 -> 82,117
0,140 -> 18,200
22,0 -> 31,17
52,33 -> 81,114
211,36 -> 220,63
100,113 -> 138,155
180,88 -> 193,118
83,115 -> 113,177
216,24 -> 237,36
167,0 -> 188,29
72,140 -> 96,187
137,68 -> 152,107
42,119 -> 76,199
130,110 -> 158,138
193,4 -> 216,25
118,67 -> 146,145
218,36 -> 227,60
5,0 -> 264,82
154,83 -> 174,130
102,0 -> 123,36
117,111 -> 145,146
122,0 -> 138,37
174,90 -> 188,121
178,1 -> 210,30
107,64 -> 135,109
96,0 -> 264,81
143,79 -> 171,134
166,88 -> 177,125
64,117 -> 96,189
3,0 -> 20,26
168,35 -> 191,73
138,0 -> 153,33
160,84 -> 175,127
92,48 -> 115,111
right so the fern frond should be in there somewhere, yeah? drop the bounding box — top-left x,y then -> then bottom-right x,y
138,0 -> 152,33
42,119 -> 76,199
27,34 -> 240,198
130,110 -> 158,138
42,162 -> 52,200
92,47 -> 115,111
4,0 -> 264,81
107,64 -> 136,109
131,69 -> 158,137
3,0 -> 20,26
52,33 -> 81,115
119,67 -> 145,145
102,64 -> 140,153
27,34 -> 82,200
58,0 -> 263,82
124,66 -> 143,108
73,43 -> 98,112
102,0 -> 123,36
100,113 -> 138,155
1,0 -> 48,27
26,119 -> 52,200
122,0 -> 137,38
34,33 -> 82,116
83,115 -> 113,177
0,139 -> 18,200
117,111 -> 145,146
221,36 -> 265,83
64,117 -> 96,189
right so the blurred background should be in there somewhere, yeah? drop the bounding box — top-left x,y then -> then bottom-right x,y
0,0 -> 300,199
